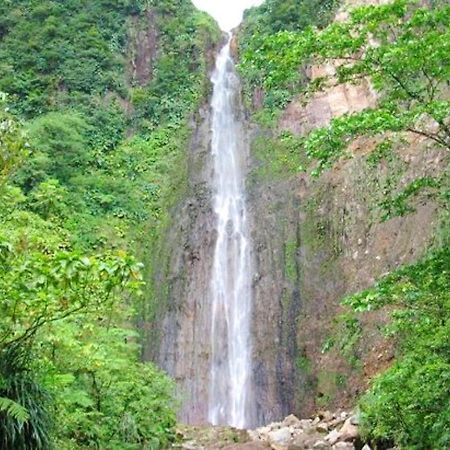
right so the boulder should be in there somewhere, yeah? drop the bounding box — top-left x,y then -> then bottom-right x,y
223,443 -> 270,450
319,411 -> 335,422
248,430 -> 261,441
271,444 -> 289,450
268,427 -> 292,445
247,410 -> 361,450
312,440 -> 332,449
290,433 -> 319,448
316,423 -> 329,433
252,426 -> 271,441
349,415 -> 360,426
332,443 -> 355,450
338,418 -> 359,442
328,417 -> 346,429
292,429 -> 305,437
298,420 -> 314,430
324,429 -> 341,445
283,415 -> 303,428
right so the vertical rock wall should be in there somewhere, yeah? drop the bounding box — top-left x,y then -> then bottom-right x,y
155,105 -> 217,424
246,72 -> 446,420
152,50 -> 445,427
248,172 -> 302,424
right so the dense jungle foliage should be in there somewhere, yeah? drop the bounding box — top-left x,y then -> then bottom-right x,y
0,0 -> 220,448
238,0 -> 449,447
1,0 -> 449,447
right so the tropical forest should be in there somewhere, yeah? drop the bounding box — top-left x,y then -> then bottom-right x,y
0,0 -> 448,449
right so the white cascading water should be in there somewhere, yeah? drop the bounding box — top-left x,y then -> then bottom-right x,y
208,35 -> 253,429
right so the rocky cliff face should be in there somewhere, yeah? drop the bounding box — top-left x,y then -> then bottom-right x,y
155,104 -> 217,424
246,0 -> 447,420
248,126 -> 445,418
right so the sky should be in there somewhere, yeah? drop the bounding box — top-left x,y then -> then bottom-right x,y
192,0 -> 264,31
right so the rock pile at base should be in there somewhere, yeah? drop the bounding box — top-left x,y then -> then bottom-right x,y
246,411 -> 367,450
173,411 -> 383,450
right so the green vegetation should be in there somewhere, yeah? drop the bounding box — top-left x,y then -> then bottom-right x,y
0,96 -> 176,450
240,0 -> 449,175
240,0 -> 449,243
238,0 -> 340,110
0,0 -> 220,246
243,0 -> 340,35
284,239 -> 298,282
0,0 -> 219,123
344,249 -> 450,449
1,0 -> 449,446
0,0 -> 220,447
249,131 -> 308,182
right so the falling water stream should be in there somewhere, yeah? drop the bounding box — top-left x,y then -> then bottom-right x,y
208,35 -> 253,429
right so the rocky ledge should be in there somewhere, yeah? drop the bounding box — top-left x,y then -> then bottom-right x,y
173,410 -> 386,450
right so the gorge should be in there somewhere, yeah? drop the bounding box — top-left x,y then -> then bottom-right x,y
156,33 -> 257,427
0,0 -> 448,448
154,0 -> 449,435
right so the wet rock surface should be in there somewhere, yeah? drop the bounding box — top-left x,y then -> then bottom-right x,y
173,411 -> 377,450
173,424 -> 251,450
152,103 -> 218,424
247,49 -> 446,424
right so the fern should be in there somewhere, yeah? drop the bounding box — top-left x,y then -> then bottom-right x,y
0,347 -> 53,450
0,396 -> 29,422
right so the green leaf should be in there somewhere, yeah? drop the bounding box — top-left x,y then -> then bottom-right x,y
0,397 -> 29,423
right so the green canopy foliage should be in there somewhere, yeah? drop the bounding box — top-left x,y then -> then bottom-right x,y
304,0 -> 450,171
0,105 -> 176,449
239,0 -> 450,161
0,94 -> 29,185
238,1 -> 449,446
238,0 -> 340,109
0,0 -> 221,446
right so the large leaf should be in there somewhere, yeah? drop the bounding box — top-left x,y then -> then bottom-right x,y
0,396 -> 29,423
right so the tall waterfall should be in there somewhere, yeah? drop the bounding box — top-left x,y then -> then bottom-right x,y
208,36 -> 253,429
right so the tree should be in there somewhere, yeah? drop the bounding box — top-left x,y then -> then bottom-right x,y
0,93 -> 28,187
344,249 -> 450,448
304,0 -> 450,171
24,113 -> 90,187
0,106 -> 176,449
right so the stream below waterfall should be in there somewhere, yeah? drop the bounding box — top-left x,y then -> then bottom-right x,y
208,35 -> 254,429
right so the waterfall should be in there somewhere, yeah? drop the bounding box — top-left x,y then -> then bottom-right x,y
208,35 -> 253,429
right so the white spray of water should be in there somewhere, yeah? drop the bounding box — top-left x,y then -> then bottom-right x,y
208,36 -> 253,429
